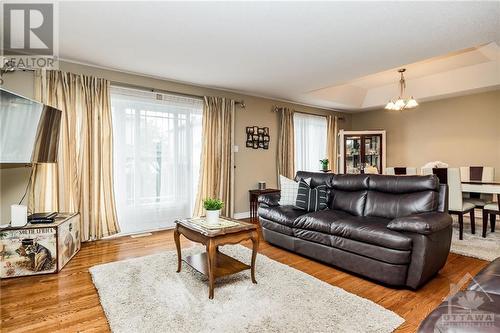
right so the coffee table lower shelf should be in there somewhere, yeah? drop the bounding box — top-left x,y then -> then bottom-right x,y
184,252 -> 250,279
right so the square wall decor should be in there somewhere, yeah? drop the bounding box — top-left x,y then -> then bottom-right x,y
246,126 -> 269,149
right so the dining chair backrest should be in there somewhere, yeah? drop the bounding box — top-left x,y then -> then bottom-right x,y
422,167 -> 463,212
459,166 -> 494,182
386,167 -> 418,175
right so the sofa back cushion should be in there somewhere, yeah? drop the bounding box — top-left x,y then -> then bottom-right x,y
295,171 -> 334,188
364,175 -> 440,219
329,174 -> 369,216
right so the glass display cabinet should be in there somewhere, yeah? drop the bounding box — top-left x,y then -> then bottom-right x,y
337,130 -> 386,174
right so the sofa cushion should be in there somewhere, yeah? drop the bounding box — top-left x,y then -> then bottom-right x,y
330,190 -> 368,216
295,171 -> 335,188
328,174 -> 370,191
368,174 -> 439,193
293,209 -> 353,233
279,175 -> 310,206
295,179 -> 328,212
387,212 -> 452,235
364,191 -> 439,219
259,218 -> 294,236
328,174 -> 369,215
258,205 -> 306,227
293,229 -> 412,264
294,211 -> 412,250
364,175 -> 440,219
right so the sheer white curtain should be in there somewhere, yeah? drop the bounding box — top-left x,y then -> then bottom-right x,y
111,86 -> 203,234
294,113 -> 327,172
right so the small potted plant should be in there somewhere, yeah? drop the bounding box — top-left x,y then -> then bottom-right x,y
319,158 -> 329,172
203,198 -> 224,225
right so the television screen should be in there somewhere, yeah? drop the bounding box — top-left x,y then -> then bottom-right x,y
0,89 -> 61,163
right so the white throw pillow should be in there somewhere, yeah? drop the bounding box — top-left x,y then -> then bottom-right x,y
279,175 -> 311,206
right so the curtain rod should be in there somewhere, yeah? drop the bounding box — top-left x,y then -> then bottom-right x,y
8,68 -> 246,107
110,81 -> 245,108
272,106 -> 345,121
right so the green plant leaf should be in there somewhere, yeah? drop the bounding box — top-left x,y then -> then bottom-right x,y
203,198 -> 224,210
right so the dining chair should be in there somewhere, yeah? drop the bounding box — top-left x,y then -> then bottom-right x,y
422,167 -> 476,240
460,166 -> 495,207
385,167 -> 417,175
482,202 -> 498,238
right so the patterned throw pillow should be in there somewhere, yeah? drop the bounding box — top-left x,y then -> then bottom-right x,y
295,179 -> 328,212
278,175 -> 311,206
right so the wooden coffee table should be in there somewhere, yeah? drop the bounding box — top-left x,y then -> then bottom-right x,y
174,217 -> 259,299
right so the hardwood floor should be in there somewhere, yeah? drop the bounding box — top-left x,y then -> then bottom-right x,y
1,224 -> 488,333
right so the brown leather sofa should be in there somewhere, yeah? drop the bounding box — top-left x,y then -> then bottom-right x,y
418,257 -> 500,332
258,171 -> 452,289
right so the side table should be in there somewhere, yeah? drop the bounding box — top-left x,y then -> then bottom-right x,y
248,188 -> 280,222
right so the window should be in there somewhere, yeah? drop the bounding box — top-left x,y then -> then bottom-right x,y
294,113 -> 327,172
111,86 -> 203,234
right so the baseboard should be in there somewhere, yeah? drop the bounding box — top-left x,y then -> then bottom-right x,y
234,211 -> 251,219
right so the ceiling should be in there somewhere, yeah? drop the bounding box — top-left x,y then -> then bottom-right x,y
311,42 -> 500,110
57,1 -> 500,111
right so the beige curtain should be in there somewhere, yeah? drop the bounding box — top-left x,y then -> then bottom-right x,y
327,115 -> 338,173
193,96 -> 235,218
31,70 -> 120,240
276,107 -> 294,181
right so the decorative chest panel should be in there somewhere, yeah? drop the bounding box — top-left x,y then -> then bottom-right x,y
0,213 -> 80,278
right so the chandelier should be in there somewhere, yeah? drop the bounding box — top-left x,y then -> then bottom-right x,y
385,68 -> 418,111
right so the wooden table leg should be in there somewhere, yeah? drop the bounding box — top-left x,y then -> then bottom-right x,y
250,231 -> 259,284
174,226 -> 181,273
207,240 -> 216,299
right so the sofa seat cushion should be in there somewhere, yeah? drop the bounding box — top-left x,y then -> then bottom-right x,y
258,205 -> 307,227
294,210 -> 412,250
260,218 -> 294,236
293,229 -> 411,264
292,209 -> 353,233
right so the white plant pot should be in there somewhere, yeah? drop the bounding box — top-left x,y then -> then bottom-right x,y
206,209 -> 220,225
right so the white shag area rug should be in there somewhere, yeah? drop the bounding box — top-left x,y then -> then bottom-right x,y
450,216 -> 500,261
90,245 -> 404,333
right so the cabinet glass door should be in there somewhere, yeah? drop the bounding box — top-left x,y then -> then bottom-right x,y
363,135 -> 382,174
345,136 -> 362,174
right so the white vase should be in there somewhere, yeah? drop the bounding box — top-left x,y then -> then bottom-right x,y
206,209 -> 220,225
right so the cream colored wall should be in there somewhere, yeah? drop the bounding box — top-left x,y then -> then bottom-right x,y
351,90 -> 500,180
0,63 -> 351,219
0,167 -> 32,224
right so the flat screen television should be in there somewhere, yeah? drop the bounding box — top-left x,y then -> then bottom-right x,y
0,88 -> 62,164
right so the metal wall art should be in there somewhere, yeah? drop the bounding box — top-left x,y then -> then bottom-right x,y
246,126 -> 270,149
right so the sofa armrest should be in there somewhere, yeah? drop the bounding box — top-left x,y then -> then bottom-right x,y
258,193 -> 281,207
387,212 -> 452,235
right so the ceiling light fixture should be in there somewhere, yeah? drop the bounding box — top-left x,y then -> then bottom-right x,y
385,68 -> 418,111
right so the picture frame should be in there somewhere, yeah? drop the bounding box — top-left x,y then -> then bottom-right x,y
245,126 -> 270,150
